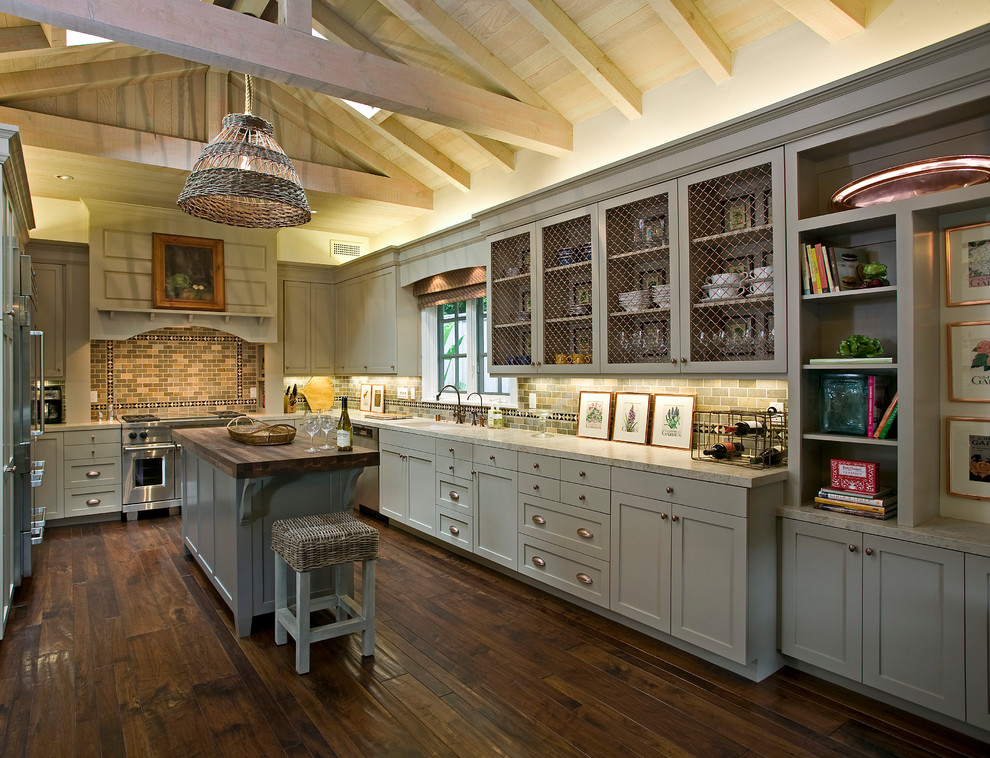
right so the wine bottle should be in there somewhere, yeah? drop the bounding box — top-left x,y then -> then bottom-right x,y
749,446 -> 785,465
702,441 -> 744,459
723,420 -> 765,436
336,397 -> 353,451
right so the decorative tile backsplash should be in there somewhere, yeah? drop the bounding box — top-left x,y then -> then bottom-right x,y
90,326 -> 261,419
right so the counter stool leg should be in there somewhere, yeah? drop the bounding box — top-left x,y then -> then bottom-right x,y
361,558 -> 376,657
274,554 -> 288,646
295,569 -> 312,674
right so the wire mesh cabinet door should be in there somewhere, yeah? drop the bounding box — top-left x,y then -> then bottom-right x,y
676,148 -> 785,372
536,206 -> 600,374
487,224 -> 536,375
599,181 -> 681,373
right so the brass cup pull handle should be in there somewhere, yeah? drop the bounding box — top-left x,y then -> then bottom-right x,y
532,556 -> 546,568
849,544 -> 857,552
665,486 -> 673,494
576,528 -> 593,539
86,498 -> 101,506
86,470 -> 101,478
576,573 -> 593,585
532,515 -> 546,525
578,494 -> 586,501
449,525 -> 460,536
865,547 -> 874,556
449,491 -> 460,501
671,514 -> 679,522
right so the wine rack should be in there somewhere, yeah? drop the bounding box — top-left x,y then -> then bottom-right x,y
691,407 -> 788,468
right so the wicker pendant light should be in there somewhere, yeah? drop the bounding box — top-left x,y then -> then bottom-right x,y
178,74 -> 311,228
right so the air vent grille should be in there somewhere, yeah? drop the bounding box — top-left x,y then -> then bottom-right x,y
330,239 -> 366,258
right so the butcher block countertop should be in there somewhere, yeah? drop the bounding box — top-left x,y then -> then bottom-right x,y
172,427 -> 379,479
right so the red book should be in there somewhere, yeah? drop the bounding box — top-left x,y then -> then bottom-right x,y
866,375 -> 876,437
830,458 -> 879,494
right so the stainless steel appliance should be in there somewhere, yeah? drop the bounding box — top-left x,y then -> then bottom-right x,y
119,411 -> 243,519
42,385 -> 62,424
352,423 -> 381,518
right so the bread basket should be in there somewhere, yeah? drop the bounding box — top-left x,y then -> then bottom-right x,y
226,416 -> 297,446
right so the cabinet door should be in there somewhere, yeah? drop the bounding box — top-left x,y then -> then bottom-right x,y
609,491 -> 670,632
670,503 -> 747,663
337,277 -> 370,373
405,450 -> 436,536
367,268 -> 397,373
282,280 -> 311,374
310,282 -> 335,375
966,553 -> 990,731
33,262 -> 64,379
379,446 -> 407,522
31,435 -> 61,520
862,535 -> 965,719
487,225 -> 536,374
474,463 -> 517,570
780,519 -> 862,680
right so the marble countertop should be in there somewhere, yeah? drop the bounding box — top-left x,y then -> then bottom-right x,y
40,420 -> 121,433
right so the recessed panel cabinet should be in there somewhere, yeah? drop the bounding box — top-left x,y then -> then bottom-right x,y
281,279 -> 334,375
966,553 -> 990,731
32,262 -> 64,379
379,431 -> 435,535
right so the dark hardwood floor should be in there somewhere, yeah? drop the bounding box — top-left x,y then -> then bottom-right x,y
0,513 -> 986,757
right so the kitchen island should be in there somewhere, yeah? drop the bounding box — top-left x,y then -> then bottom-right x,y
172,427 -> 379,636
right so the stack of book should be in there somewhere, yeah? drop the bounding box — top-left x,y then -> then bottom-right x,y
801,243 -> 867,294
813,486 -> 897,519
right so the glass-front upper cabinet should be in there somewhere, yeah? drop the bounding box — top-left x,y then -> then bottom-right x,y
487,224 -> 535,373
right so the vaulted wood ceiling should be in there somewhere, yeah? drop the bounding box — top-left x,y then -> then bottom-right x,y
0,0 -> 871,237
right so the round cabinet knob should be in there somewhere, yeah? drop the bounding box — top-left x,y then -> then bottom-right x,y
670,358 -> 677,364
671,514 -> 679,522
532,462 -> 539,469
86,470 -> 101,478
680,357 -> 687,363
578,494 -> 586,501
533,484 -> 539,490
448,447 -> 454,453
490,455 -> 496,461
532,515 -> 546,525
576,528 -> 593,539
578,471 -> 586,478
449,525 -> 460,536
665,486 -> 673,494
849,544 -> 857,552
660,513 -> 668,520
532,556 -> 546,568
449,464 -> 455,471
449,491 -> 460,501
576,573 -> 593,585
90,435 -> 96,442
865,547 -> 874,556
86,498 -> 101,506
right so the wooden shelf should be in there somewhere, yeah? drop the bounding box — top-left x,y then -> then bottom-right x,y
802,432 -> 898,446
609,307 -> 670,317
802,285 -> 897,302
492,272 -> 531,284
493,321 -> 530,329
693,294 -> 772,308
803,362 -> 898,371
544,260 -> 591,274
545,314 -> 593,324
608,244 -> 670,260
692,223 -> 772,245
97,307 -> 271,325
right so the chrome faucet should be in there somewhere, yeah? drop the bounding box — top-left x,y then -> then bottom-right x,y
437,385 -> 466,424
466,391 -> 485,426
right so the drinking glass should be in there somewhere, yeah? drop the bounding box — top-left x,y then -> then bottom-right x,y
319,410 -> 336,449
303,414 -> 320,452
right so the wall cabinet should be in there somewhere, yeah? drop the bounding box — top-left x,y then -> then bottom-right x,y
32,262 -> 64,380
281,278 -> 334,375
780,518 -> 966,719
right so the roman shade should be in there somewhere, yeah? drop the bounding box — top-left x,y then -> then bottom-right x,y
413,266 -> 486,310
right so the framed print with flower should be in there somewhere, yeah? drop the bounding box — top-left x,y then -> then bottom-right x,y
611,392 -> 650,445
946,417 -> 990,500
946,221 -> 990,306
649,394 -> 695,450
947,322 -> 990,401
152,233 -> 225,311
370,384 -> 385,414
576,391 -> 612,440
359,384 -> 372,412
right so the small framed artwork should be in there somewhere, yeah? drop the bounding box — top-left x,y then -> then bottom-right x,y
649,393 -> 695,450
722,195 -> 754,232
946,416 -> 990,499
577,391 -> 612,440
572,280 -> 593,308
573,327 -> 593,355
611,392 -> 651,445
723,317 -> 754,355
947,322 -> 990,401
370,384 -> 385,414
724,253 -> 754,277
359,384 -> 372,411
152,233 -> 225,311
638,263 -> 666,291
946,221 -> 990,306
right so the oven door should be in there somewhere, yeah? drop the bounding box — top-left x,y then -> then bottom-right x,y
122,443 -> 176,506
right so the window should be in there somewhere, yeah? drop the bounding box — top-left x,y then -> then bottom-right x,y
423,297 -> 516,407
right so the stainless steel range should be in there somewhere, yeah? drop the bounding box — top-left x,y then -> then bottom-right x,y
119,411 -> 244,519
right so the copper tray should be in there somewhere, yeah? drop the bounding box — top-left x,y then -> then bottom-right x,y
829,155 -> 990,211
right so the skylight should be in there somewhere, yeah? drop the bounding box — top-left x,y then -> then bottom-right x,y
66,29 -> 111,45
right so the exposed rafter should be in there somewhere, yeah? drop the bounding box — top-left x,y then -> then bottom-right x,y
505,0 -> 642,119
643,0 -> 732,84
772,0 -> 866,42
463,134 -> 514,173
0,22 -> 49,52
3,0 -> 573,155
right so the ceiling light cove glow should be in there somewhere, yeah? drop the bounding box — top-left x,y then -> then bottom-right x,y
66,30 -> 111,46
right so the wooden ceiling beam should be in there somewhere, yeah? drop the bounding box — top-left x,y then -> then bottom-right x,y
359,111 -> 470,192
505,0 -> 642,119
464,133 -> 514,173
772,0 -> 866,42
204,67 -> 228,138
278,0 -> 311,34
311,0 -> 390,56
0,52 -> 204,103
0,104 -> 433,209
3,0 -> 573,155
0,23 -> 50,52
40,23 -> 65,46
644,0 -> 732,84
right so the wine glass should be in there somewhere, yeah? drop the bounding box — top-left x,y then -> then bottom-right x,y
319,409 -> 336,449
302,414 -> 320,453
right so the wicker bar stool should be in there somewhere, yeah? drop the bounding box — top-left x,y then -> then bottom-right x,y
271,512 -> 379,674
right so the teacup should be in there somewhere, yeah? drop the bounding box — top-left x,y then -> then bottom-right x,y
706,285 -> 744,300
749,277 -> 773,295
571,353 -> 585,364
752,265 -> 773,280
710,272 -> 743,287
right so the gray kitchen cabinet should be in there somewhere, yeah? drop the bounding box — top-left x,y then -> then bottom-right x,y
31,433 -> 61,521
473,461 -> 517,569
609,490 -> 670,630
335,275 -> 370,373
60,428 -> 122,517
379,430 -> 435,533
32,262 -> 64,380
281,279 -> 334,375
966,553 -> 990,731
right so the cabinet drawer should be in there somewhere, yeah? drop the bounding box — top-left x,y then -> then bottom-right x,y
518,536 -> 609,608
380,429 -> 435,454
436,472 -> 472,515
473,444 -> 517,470
63,428 -> 120,446
62,442 -> 119,461
518,472 -> 559,501
518,452 -> 560,478
437,508 -> 473,551
64,485 -> 121,516
519,496 -> 610,560
560,459 -> 610,489
559,482 -> 610,514
611,467 -> 747,517
438,457 -> 473,480
436,438 -> 473,461
64,458 -> 120,486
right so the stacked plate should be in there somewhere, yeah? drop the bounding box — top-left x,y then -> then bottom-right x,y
618,289 -> 651,312
568,303 -> 591,316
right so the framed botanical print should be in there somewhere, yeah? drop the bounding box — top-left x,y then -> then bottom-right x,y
946,416 -> 990,499
359,384 -> 372,411
649,394 -> 695,450
370,384 -> 385,414
722,195 -> 754,232
152,233 -> 225,311
576,391 -> 612,440
611,392 -> 650,445
948,322 -> 990,402
946,221 -> 990,306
